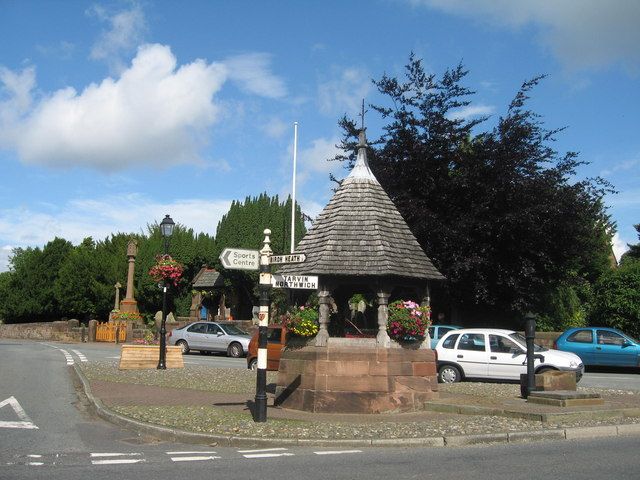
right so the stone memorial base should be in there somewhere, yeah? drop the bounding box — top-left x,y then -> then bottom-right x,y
527,390 -> 604,407
275,338 -> 439,414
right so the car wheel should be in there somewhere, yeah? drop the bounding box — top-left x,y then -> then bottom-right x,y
248,358 -> 257,371
438,364 -> 462,383
227,342 -> 243,358
536,367 -> 554,375
176,340 -> 189,354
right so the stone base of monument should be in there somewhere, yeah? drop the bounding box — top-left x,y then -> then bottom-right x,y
274,339 -> 439,414
527,390 -> 604,407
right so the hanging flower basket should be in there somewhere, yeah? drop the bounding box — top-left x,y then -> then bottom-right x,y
280,305 -> 319,337
149,254 -> 184,287
386,300 -> 431,342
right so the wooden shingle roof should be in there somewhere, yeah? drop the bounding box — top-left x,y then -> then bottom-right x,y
192,266 -> 224,288
279,131 -> 444,281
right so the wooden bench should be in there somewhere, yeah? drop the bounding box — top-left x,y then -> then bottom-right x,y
119,345 -> 184,369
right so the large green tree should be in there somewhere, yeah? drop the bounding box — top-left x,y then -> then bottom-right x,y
334,54 -> 614,325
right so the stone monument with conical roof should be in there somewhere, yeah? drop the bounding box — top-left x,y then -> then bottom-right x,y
275,126 -> 443,414
279,128 -> 443,347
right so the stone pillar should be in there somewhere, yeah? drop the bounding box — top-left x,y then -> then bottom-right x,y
88,319 -> 98,342
421,283 -> 431,307
189,291 -> 202,319
376,288 -> 391,347
120,240 -> 139,314
316,285 -> 331,347
113,282 -> 122,310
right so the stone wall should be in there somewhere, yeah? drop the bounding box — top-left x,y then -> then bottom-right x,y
0,320 -> 84,342
275,341 -> 439,414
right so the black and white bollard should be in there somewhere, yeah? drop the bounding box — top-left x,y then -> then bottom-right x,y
254,228 -> 272,422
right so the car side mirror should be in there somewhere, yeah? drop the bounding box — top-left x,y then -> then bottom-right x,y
511,347 -> 524,355
217,332 -> 223,336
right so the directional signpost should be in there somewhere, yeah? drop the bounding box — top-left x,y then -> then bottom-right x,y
269,253 -> 306,264
219,248 -> 259,271
271,274 -> 318,289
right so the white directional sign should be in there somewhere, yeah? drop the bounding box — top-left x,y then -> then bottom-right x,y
220,248 -> 259,271
269,253 -> 306,264
271,274 -> 318,289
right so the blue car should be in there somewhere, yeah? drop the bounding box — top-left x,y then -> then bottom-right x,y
554,327 -> 640,367
428,325 -> 461,349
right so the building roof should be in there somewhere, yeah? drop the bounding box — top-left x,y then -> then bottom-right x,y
192,266 -> 225,289
279,131 -> 444,281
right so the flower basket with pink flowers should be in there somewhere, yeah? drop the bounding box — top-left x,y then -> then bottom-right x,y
386,300 -> 431,342
148,254 -> 184,287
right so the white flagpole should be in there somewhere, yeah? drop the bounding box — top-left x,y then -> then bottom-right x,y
290,122 -> 298,253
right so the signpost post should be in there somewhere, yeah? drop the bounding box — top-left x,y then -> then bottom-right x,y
218,241 -> 314,422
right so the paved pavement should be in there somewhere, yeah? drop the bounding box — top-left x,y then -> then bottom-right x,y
73,363 -> 640,448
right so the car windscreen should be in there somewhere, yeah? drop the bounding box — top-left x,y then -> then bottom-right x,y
509,332 -> 546,352
220,324 -> 249,336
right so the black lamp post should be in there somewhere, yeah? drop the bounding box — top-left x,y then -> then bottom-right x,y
157,214 -> 175,370
523,312 -> 537,397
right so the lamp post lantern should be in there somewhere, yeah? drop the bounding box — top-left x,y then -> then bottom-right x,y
157,214 -> 175,370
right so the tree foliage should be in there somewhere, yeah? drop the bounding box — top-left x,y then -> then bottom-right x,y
0,192 -> 305,323
334,54 -> 615,324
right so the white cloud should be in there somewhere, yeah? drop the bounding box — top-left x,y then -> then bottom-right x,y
411,0 -> 640,72
224,53 -> 287,99
0,44 -> 227,171
612,232 -> 630,264
0,195 -> 233,271
298,136 -> 342,177
447,104 -> 495,121
262,117 -> 289,138
0,245 -> 12,273
318,67 -> 372,116
88,3 -> 148,73
600,157 -> 640,177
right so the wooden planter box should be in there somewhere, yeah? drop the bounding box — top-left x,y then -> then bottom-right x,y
119,345 -> 184,370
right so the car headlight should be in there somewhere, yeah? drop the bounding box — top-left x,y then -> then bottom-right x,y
569,360 -> 579,368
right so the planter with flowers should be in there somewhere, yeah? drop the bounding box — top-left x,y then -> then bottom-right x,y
386,300 -> 431,343
148,254 -> 184,286
279,305 -> 319,348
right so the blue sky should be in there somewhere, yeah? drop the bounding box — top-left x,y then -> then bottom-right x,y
1,0 -> 639,271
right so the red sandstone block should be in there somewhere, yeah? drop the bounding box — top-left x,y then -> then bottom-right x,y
333,360 -> 370,376
385,362 -> 415,376
393,376 -> 436,392
412,362 -> 436,376
327,375 -> 390,392
369,361 -> 388,376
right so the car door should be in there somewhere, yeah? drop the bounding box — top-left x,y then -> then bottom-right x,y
563,329 -> 597,365
184,322 -> 207,349
487,334 -> 526,380
266,327 -> 285,370
454,333 -> 488,378
595,329 -> 637,367
205,323 -> 227,352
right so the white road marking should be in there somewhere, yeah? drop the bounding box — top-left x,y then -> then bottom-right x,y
71,349 -> 88,362
0,396 -> 39,429
166,451 -> 218,454
90,452 -> 142,457
91,459 -> 145,465
58,348 -> 74,365
27,455 -> 42,458
27,462 -> 44,466
314,450 -> 363,455
170,455 -> 221,462
90,452 -> 144,465
167,450 -> 220,462
243,452 -> 295,459
237,448 -> 288,453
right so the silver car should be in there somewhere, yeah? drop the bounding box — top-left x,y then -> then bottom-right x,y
168,321 -> 251,357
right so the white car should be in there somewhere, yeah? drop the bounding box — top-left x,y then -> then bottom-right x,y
435,328 -> 584,383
